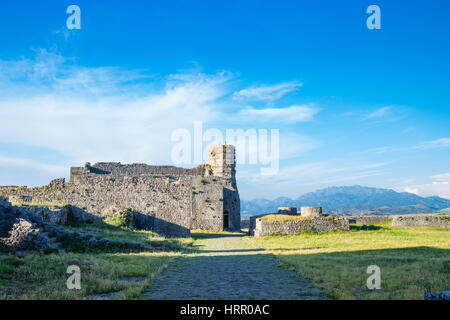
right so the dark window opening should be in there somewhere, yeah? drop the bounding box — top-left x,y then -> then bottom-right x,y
223,211 -> 229,229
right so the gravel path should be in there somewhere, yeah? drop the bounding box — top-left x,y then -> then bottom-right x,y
143,232 -> 327,300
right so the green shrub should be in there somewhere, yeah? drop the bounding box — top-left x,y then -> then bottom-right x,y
104,209 -> 135,230
0,262 -> 15,274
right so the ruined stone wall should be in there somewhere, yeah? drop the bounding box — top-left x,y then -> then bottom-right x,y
190,177 -> 224,230
347,215 -> 394,225
83,162 -> 204,178
249,216 -> 349,236
0,145 -> 241,237
392,214 -> 450,228
0,175 -> 194,237
0,169 -> 240,237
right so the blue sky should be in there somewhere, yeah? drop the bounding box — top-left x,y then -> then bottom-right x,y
0,0 -> 449,200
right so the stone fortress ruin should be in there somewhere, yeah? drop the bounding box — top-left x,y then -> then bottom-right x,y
0,145 -> 240,237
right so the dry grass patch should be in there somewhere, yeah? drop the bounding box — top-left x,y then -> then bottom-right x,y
249,221 -> 450,300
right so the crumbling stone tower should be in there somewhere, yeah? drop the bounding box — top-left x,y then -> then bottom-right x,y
209,145 -> 236,182
207,145 -> 240,230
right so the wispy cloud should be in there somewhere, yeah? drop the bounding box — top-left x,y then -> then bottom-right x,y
232,81 -> 302,102
414,138 -> 450,150
360,105 -> 409,123
364,106 -> 394,119
401,172 -> 450,200
239,104 -> 319,122
0,49 -> 152,98
0,155 -> 67,175
356,137 -> 450,156
0,49 -> 316,182
0,50 -> 232,165
238,160 -> 389,199
431,172 -> 450,182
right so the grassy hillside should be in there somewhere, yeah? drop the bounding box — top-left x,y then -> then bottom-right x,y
249,221 -> 450,299
0,223 -> 193,300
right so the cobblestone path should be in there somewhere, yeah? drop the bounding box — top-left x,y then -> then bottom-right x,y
143,232 -> 327,300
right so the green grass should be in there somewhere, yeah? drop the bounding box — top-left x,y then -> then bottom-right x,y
66,222 -> 194,251
249,221 -> 450,300
0,251 -> 177,299
0,223 -> 193,299
11,202 -> 67,209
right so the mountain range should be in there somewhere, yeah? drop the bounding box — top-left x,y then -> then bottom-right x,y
240,185 -> 450,218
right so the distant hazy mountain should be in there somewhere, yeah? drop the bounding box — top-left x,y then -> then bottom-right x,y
241,185 -> 450,218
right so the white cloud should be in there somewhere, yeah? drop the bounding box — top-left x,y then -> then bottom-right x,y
0,155 -> 67,175
404,187 -> 420,195
0,51 -> 231,166
364,106 -> 393,119
431,172 -> 450,182
0,50 -> 319,187
232,81 -> 302,102
239,104 -> 319,122
279,133 -> 319,159
414,138 -> 450,150
0,49 -> 152,98
238,160 -> 388,199
402,172 -> 450,200
362,105 -> 409,123
356,137 -> 450,156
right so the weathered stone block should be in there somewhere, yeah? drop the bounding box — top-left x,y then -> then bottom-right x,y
278,207 -> 297,215
301,206 -> 323,217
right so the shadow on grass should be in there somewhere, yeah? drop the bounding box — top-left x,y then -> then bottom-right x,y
274,246 -> 450,299
349,225 -> 383,231
57,220 -> 192,254
191,232 -> 247,240
2,231 -> 449,300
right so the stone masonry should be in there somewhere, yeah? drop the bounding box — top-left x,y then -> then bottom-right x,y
301,206 -> 323,218
0,145 -> 240,237
249,216 -> 350,236
278,207 -> 298,215
392,214 -> 450,228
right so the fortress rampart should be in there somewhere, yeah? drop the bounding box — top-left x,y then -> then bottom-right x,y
0,145 -> 240,237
